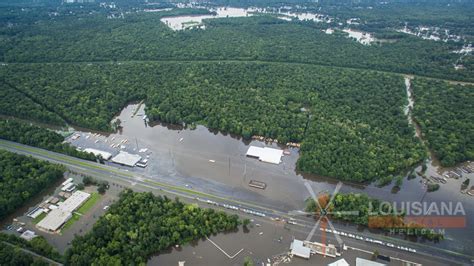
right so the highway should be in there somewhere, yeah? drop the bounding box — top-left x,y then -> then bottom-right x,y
0,139 -> 471,265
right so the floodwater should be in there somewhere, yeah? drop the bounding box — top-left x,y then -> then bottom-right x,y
160,7 -> 254,30
342,29 -> 376,45
397,25 -> 463,43
159,6 -> 332,30
66,103 -> 474,257
276,11 -> 332,23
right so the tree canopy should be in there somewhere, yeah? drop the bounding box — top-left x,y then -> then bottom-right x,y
0,150 -> 65,219
65,189 -> 241,265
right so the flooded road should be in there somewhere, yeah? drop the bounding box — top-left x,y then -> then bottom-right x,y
67,103 -> 474,257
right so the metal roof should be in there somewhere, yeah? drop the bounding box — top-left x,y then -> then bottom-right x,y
37,208 -> 72,231
83,148 -> 112,160
58,190 -> 90,213
246,146 -> 283,164
290,239 -> 311,259
356,258 -> 386,266
329,258 -> 350,266
111,151 -> 142,167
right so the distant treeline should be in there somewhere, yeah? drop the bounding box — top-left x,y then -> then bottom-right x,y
0,119 -> 97,161
0,7 -> 471,82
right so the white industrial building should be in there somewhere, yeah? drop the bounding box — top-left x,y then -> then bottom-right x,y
329,258 -> 350,266
111,151 -> 142,167
356,258 -> 386,266
83,148 -> 112,160
57,190 -> 90,213
36,191 -> 90,232
290,239 -> 311,259
37,209 -> 72,232
246,146 -> 283,164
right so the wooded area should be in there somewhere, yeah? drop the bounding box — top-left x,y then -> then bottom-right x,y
0,119 -> 97,161
0,150 -> 65,219
0,233 -> 63,263
412,79 -> 474,166
0,242 -> 48,266
0,6 -> 471,82
0,62 -> 427,181
65,189 -> 241,265
0,3 -> 471,181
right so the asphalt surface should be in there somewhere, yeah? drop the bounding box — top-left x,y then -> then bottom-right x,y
0,139 -> 472,265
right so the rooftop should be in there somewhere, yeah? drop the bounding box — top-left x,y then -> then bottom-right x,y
37,208 -> 72,231
111,151 -> 142,167
290,239 -> 311,259
328,258 -> 350,266
58,190 -> 90,213
356,258 -> 387,266
83,148 -> 112,160
246,146 -> 283,164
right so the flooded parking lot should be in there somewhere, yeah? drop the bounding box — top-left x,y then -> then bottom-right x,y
65,103 -> 474,257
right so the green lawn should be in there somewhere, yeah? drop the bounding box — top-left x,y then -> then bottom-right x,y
61,192 -> 101,232
77,192 -> 101,215
32,212 -> 47,224
62,213 -> 81,231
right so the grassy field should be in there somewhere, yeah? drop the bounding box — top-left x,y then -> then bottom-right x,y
77,193 -> 101,215
62,213 -> 81,231
61,192 -> 101,231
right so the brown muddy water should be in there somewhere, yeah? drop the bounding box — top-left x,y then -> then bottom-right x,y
66,103 -> 474,258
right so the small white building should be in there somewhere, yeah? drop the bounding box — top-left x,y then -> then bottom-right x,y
246,146 -> 283,164
20,230 -> 37,241
111,151 -> 142,167
356,258 -> 386,266
329,258 -> 350,266
61,182 -> 76,192
290,239 -> 311,259
83,148 -> 112,160
61,177 -> 74,186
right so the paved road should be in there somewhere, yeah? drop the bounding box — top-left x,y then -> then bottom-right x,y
0,139 -> 472,265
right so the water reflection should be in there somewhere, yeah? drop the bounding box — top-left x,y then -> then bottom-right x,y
66,103 -> 473,256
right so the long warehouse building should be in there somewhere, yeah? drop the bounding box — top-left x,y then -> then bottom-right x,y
37,191 -> 90,232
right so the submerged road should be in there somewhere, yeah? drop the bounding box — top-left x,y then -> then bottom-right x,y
0,139 -> 472,265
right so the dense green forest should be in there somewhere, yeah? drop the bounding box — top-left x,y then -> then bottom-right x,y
0,81 -> 65,125
0,150 -> 65,219
65,189 -> 241,265
412,79 -> 474,166
0,2 -> 472,180
0,119 -> 97,161
0,233 -> 63,263
306,193 -> 443,241
0,6 -> 472,81
0,242 -> 48,266
0,62 -> 426,181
